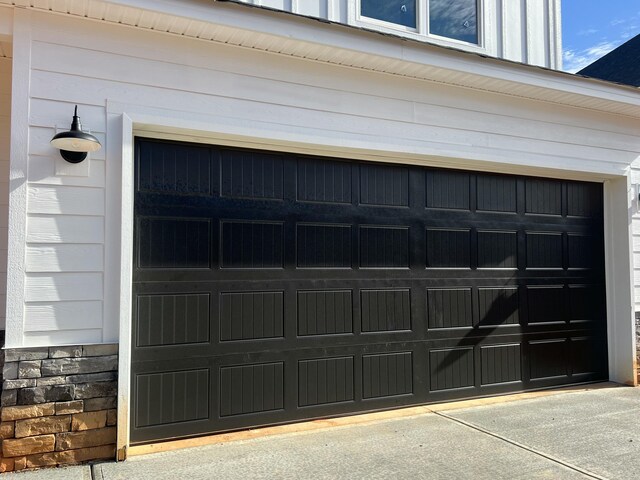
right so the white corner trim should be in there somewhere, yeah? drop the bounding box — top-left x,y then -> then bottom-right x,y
116,111 -> 134,459
5,8 -> 31,348
603,173 -> 637,385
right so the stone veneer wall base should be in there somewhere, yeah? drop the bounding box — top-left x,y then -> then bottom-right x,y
0,344 -> 118,472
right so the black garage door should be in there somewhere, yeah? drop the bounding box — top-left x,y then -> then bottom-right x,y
131,138 -> 607,444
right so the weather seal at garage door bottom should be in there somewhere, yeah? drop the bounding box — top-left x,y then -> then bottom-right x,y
127,381 -> 619,458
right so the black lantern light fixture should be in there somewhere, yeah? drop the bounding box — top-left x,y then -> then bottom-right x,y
50,106 -> 102,163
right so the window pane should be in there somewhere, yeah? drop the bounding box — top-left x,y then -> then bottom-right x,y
361,0 -> 417,29
429,0 -> 478,44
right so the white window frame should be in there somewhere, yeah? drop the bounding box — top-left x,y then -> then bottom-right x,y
349,0 -> 492,55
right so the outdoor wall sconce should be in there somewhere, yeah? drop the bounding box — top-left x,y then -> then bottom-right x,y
50,106 -> 102,163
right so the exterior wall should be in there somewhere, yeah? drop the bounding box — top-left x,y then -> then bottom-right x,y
234,0 -> 563,69
631,162 -> 640,312
0,52 -> 10,332
0,3 -> 637,464
0,344 -> 117,472
5,9 -> 639,349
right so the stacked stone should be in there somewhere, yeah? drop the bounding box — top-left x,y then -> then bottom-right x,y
0,344 -> 118,472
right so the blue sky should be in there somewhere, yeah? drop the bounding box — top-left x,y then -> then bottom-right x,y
562,1 -> 640,72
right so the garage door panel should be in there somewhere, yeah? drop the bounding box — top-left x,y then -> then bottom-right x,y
427,288 -> 473,329
570,337 -> 603,376
477,287 -> 520,327
476,174 -> 518,213
359,163 -> 409,207
132,139 -> 607,444
567,233 -> 599,269
480,343 -> 522,386
219,362 -> 285,417
425,169 -> 471,210
137,217 -> 212,269
525,178 -> 563,216
428,347 -> 476,392
360,289 -> 411,332
297,157 -> 353,204
220,220 -> 284,269
220,291 -> 284,341
477,230 -> 518,269
360,226 -> 410,268
362,351 -> 413,399
135,368 -> 210,428
137,140 -> 213,196
296,223 -> 352,268
426,228 -> 471,268
298,356 -> 355,407
136,293 -> 210,347
525,232 -> 564,269
567,182 -> 603,218
528,338 -> 569,380
526,285 -> 567,325
220,149 -> 284,201
568,284 -> 605,323
297,290 -> 353,336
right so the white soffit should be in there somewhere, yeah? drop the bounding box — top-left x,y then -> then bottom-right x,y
1,0 -> 640,118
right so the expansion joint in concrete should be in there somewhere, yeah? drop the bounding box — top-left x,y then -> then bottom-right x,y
433,411 -> 607,480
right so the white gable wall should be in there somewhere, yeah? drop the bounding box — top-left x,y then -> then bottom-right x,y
3,8 -> 639,353
232,0 -> 562,69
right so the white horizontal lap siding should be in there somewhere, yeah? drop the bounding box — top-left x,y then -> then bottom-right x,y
0,55 -> 10,331
15,10 -> 640,346
630,162 -> 640,312
23,55 -> 106,345
27,41 -> 637,172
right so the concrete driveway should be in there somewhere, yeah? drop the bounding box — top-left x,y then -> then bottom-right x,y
7,384 -> 640,480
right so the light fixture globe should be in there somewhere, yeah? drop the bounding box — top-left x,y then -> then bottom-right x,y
50,106 -> 102,163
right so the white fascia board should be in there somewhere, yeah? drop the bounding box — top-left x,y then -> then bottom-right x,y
100,0 -> 640,111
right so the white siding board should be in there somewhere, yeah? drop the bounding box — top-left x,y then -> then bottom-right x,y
526,0 -> 546,67
29,98 -> 106,133
23,329 -> 103,346
26,215 -> 104,244
27,185 -> 104,216
28,156 -> 105,188
27,35 -> 639,140
261,0 -> 291,11
25,244 -> 104,272
293,0 -> 326,19
28,70 -> 635,171
24,301 -> 102,331
500,0 -> 527,62
27,13 -> 634,131
25,272 -> 103,302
